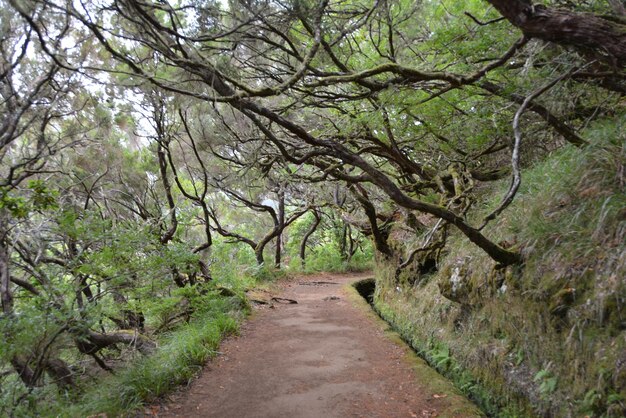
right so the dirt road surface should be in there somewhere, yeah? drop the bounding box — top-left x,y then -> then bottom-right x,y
152,273 -> 482,418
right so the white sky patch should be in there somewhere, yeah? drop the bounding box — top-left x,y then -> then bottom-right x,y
261,198 -> 279,211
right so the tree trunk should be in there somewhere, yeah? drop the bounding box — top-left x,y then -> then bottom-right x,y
274,234 -> 282,268
0,239 -> 12,315
75,330 -> 156,356
172,267 -> 187,287
346,225 -> 357,262
11,357 -> 39,388
198,259 -> 212,281
110,292 -> 144,331
157,143 -> 178,244
0,212 -> 12,315
300,210 -> 321,268
486,0 -> 626,66
255,247 -> 265,266
349,185 -> 394,258
274,189 -> 285,269
44,358 -> 74,388
339,223 -> 348,260
10,355 -> 74,388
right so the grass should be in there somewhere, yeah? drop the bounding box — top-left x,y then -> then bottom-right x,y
374,291 -> 532,417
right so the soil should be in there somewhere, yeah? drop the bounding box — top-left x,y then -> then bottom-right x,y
149,272 -> 482,418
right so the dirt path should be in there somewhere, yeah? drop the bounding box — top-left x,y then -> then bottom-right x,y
152,273 -> 482,418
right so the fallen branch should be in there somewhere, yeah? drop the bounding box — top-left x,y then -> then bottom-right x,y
271,297 -> 298,304
250,299 -> 269,305
75,330 -> 156,356
297,281 -> 338,286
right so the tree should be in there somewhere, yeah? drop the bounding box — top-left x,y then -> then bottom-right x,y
19,0 -> 617,266
0,1 -> 91,386
208,177 -> 310,266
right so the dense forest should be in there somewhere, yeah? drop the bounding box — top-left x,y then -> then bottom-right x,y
0,0 -> 624,416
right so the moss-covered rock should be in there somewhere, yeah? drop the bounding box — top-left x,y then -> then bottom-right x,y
438,258 -> 474,305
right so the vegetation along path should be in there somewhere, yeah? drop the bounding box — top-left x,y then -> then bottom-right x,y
153,273 -> 482,418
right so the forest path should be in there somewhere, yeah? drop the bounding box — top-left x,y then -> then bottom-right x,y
151,272 -> 482,418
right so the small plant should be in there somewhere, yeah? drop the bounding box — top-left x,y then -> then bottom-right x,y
431,345 -> 453,371
580,389 -> 603,415
534,369 -> 558,398
579,389 -> 626,416
514,348 -> 524,366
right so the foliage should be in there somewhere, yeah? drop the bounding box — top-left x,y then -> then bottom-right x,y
53,303 -> 237,417
534,369 -> 558,399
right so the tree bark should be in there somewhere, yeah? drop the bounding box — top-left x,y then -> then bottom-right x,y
10,354 -> 74,388
255,247 -> 265,266
486,0 -> 626,66
11,357 -> 39,387
339,223 -> 348,260
300,210 -> 321,268
349,185 -> 394,258
0,213 -> 12,315
158,143 -> 178,244
198,259 -> 212,281
274,234 -> 282,268
346,225 -> 358,262
0,240 -> 12,315
43,358 -> 74,388
75,330 -> 156,356
274,189 -> 285,269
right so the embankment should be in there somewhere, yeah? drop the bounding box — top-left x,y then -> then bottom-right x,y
370,121 -> 626,417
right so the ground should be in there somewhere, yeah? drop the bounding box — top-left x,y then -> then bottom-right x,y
149,272 -> 482,418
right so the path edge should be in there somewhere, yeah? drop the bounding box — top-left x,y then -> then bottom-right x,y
343,277 -> 485,418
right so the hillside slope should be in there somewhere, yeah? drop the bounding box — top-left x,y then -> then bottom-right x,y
374,117 -> 626,417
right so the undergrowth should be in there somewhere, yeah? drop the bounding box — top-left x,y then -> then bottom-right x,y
61,312 -> 238,417
47,295 -> 242,417
0,288 -> 246,418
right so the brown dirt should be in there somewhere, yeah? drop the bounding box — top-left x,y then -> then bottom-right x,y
150,272 -> 482,418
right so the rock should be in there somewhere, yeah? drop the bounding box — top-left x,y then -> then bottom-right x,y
438,257 -> 521,305
438,258 -> 473,304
